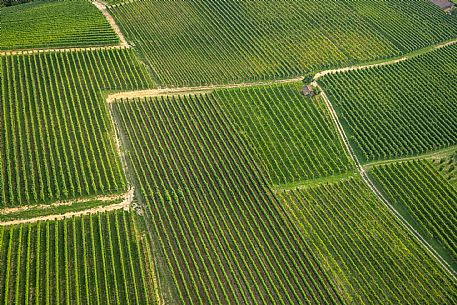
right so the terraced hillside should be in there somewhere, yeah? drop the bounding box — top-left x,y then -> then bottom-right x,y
0,0 -> 119,50
319,43 -> 457,163
0,49 -> 154,207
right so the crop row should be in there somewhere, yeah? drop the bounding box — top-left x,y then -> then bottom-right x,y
432,151 -> 457,188
112,94 -> 342,304
319,44 -> 457,163
0,210 -> 157,305
214,83 -> 355,185
0,48 -> 154,207
109,0 -> 401,86
277,177 -> 457,304
1,0 -> 119,50
347,1 -> 457,52
109,0 -> 457,87
369,160 -> 457,266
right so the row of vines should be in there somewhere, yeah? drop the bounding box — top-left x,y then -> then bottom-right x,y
277,177 -> 457,304
108,0 -> 457,87
319,44 -> 457,163
1,0 -> 119,50
111,94 -> 342,304
0,210 -> 157,305
0,48 -> 154,207
214,83 -> 355,185
369,160 -> 457,268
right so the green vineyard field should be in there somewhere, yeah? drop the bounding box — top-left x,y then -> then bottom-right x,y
0,210 -> 157,305
0,0 -> 119,50
369,160 -> 457,268
0,48 -> 154,207
112,94 -> 343,304
432,150 -> 457,188
1,1 -> 456,304
277,177 -> 457,304
214,83 -> 355,185
108,0 -> 456,87
319,44 -> 457,163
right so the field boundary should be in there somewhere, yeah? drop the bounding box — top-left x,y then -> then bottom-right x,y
316,82 -> 457,280
0,187 -> 133,226
363,145 -> 457,170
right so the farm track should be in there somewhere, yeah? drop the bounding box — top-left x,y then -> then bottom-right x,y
1,10 -> 455,281
106,38 -> 457,282
316,83 -> 457,281
0,187 -> 134,226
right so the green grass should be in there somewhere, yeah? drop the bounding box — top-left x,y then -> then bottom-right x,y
0,0 -> 119,50
214,83 -> 355,185
277,177 -> 457,304
319,43 -> 457,163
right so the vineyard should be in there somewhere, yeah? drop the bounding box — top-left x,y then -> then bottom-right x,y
432,150 -> 457,188
0,0 -> 119,50
112,94 -> 344,304
369,160 -> 457,268
1,0 -> 457,304
276,177 -> 457,304
319,43 -> 457,163
108,0 -> 457,87
0,48 -> 154,207
347,1 -> 457,52
0,210 -> 157,305
214,83 -> 355,185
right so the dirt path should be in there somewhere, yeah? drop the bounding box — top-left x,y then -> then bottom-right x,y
317,82 -> 457,280
314,38 -> 457,80
313,57 -> 407,80
0,187 -> 134,226
0,192 -> 127,215
93,0 -> 129,48
106,77 -> 304,102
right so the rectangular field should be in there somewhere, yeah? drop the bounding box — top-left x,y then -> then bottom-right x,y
214,83 -> 355,185
277,177 -> 457,304
0,48 -> 154,207
112,94 -> 343,304
0,210 -> 157,305
0,0 -> 119,50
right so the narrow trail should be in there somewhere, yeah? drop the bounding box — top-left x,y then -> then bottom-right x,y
0,0 -> 128,56
0,192 -> 127,215
317,83 -> 457,280
106,77 -> 304,102
93,0 -> 129,48
314,38 -> 457,80
107,38 -> 457,102
0,187 -> 134,226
